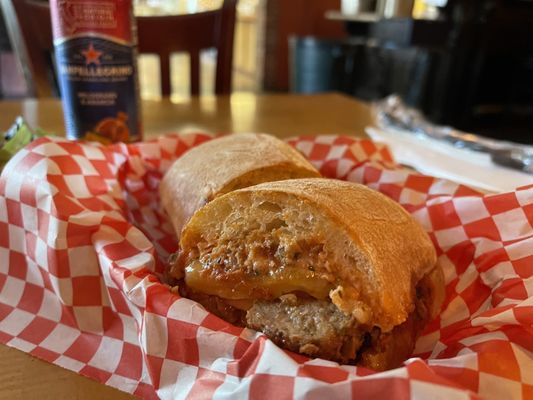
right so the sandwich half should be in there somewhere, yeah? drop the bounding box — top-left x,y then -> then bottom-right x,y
168,178 -> 444,371
160,133 -> 320,237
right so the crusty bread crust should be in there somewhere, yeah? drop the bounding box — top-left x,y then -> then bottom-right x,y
180,178 -> 439,332
358,264 -> 444,370
159,133 -> 320,237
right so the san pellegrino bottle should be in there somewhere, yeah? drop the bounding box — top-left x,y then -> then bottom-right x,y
50,0 -> 142,143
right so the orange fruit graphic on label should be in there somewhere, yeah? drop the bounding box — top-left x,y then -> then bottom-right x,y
94,112 -> 130,142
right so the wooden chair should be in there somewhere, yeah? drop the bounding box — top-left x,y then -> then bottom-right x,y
137,3 -> 236,97
1,0 -> 54,97
0,0 -> 237,97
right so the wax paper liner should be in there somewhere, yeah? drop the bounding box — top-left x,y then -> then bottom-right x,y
0,133 -> 532,400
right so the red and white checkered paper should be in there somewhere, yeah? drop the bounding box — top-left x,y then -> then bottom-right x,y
0,133 -> 532,400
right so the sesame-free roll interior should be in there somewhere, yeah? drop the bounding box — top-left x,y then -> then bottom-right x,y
160,133 -> 320,237
168,179 -> 444,371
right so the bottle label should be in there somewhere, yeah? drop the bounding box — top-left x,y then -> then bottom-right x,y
51,0 -> 141,142
55,36 -> 139,142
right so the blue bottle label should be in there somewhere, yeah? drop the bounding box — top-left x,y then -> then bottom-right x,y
55,36 -> 141,142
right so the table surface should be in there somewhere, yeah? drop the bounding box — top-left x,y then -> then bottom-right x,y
0,93 -> 372,140
0,93 -> 372,399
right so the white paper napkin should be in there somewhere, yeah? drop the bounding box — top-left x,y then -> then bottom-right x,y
366,126 -> 533,193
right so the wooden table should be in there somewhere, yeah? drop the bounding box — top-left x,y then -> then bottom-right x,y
0,93 -> 372,139
0,93 -> 372,400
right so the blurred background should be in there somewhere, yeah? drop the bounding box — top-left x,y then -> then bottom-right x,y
1,0 -> 532,143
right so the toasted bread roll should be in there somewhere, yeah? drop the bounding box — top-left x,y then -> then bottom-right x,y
160,133 -> 320,237
170,178 -> 444,370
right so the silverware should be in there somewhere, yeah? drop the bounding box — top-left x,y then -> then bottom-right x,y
375,95 -> 533,174
490,148 -> 533,174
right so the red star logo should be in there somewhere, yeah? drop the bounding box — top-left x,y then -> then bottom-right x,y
81,43 -> 103,65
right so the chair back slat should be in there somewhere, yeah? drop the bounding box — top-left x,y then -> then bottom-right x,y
189,51 -> 201,96
159,52 -> 172,97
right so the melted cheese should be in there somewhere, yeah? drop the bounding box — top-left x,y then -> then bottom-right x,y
184,260 -> 333,301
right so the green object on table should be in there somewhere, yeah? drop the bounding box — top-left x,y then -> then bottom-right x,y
0,117 -> 47,173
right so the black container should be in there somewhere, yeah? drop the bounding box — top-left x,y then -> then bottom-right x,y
289,36 -> 345,94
